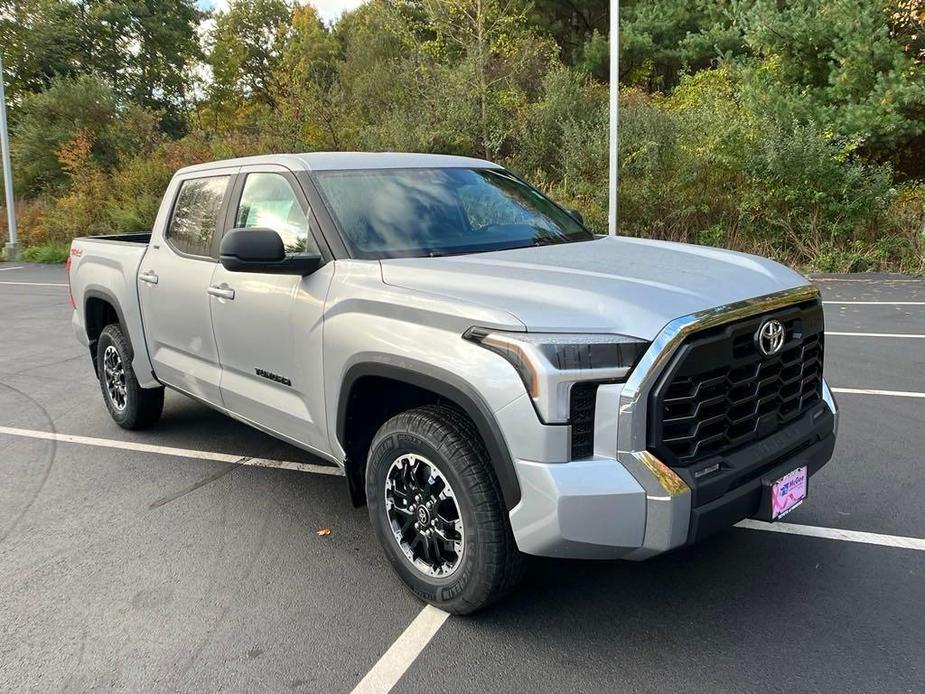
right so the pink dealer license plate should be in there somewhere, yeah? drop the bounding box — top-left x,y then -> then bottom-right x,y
771,466 -> 808,520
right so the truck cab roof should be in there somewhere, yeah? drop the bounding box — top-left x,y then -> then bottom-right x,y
175,152 -> 503,176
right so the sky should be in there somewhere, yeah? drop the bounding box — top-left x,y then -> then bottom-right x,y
202,0 -> 370,24
309,0 -> 369,23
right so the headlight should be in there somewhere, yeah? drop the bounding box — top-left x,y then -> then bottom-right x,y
464,328 -> 649,423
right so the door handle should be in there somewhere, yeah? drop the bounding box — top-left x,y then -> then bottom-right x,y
139,270 -> 159,285
207,284 -> 235,300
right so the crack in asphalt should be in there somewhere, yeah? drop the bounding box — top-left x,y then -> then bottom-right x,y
172,489 -> 274,688
148,461 -> 245,509
0,379 -> 58,544
2,351 -> 88,378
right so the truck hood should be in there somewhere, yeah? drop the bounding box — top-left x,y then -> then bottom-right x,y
380,236 -> 810,340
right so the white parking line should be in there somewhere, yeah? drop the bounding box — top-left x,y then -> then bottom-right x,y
813,277 -> 923,283
831,387 -> 925,399
823,301 -> 925,305
736,519 -> 925,551
0,266 -> 25,271
351,605 -> 450,694
0,281 -> 68,287
826,331 -> 925,339
5,416 -> 923,690
348,517 -> 925,694
0,425 -> 343,475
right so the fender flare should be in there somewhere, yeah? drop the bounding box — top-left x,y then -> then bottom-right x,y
83,288 -> 131,370
337,360 -> 522,510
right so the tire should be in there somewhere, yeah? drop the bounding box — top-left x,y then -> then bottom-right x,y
366,405 -> 526,614
96,323 -> 164,430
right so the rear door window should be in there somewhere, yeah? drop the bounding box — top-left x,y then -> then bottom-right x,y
166,176 -> 230,258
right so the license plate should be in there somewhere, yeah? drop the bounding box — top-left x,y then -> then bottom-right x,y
771,466 -> 807,520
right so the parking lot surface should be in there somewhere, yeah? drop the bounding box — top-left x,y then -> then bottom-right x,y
1,264 -> 923,692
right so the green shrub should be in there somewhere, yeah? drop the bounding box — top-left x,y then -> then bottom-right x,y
23,242 -> 70,264
739,121 -> 895,263
610,67 -> 905,269
880,183 -> 925,274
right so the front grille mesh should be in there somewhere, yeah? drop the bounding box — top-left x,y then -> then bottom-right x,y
570,383 -> 599,459
649,301 -> 824,467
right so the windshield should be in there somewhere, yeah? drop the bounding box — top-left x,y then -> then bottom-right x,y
313,167 -> 594,259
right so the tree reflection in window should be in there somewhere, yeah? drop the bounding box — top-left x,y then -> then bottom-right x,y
235,173 -> 316,256
166,176 -> 229,257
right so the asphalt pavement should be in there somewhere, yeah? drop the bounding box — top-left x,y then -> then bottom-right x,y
1,263 -> 923,692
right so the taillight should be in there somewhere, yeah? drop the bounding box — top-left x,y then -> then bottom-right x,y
66,253 -> 76,309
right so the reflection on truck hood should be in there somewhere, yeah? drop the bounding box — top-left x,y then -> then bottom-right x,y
380,236 -> 810,340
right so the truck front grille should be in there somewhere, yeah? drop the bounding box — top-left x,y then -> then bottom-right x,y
569,382 -> 598,459
648,300 -> 824,467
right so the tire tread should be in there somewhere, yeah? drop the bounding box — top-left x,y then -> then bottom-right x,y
368,404 -> 526,614
97,323 -> 164,430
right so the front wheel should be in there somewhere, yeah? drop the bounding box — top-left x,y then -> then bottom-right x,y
366,405 -> 525,614
96,323 -> 164,430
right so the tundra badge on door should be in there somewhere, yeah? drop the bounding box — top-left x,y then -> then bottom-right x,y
255,368 -> 292,387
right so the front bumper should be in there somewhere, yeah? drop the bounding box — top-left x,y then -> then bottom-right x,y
507,285 -> 839,560
684,403 -> 834,544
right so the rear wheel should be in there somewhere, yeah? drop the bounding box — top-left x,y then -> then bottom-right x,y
366,405 -> 525,614
96,324 -> 164,430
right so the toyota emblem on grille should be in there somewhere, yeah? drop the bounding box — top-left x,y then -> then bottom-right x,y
756,319 -> 785,356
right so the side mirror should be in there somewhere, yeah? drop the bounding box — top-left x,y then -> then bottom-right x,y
568,208 -> 584,225
219,228 -> 322,275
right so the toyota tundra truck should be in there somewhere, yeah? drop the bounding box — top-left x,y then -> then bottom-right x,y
68,152 -> 838,613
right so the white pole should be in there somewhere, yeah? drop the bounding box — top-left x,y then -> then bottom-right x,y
608,0 -> 618,236
0,53 -> 20,260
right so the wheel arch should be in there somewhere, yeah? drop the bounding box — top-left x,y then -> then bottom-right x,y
84,289 -> 130,376
337,361 -> 522,512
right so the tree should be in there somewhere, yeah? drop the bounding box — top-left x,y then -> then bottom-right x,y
619,0 -> 748,91
889,0 -> 925,66
0,0 -> 84,103
333,0 -> 421,149
99,0 -> 204,133
1,0 -> 201,133
11,74 -> 160,194
420,0 -> 556,158
272,5 -> 343,148
207,0 -> 293,121
523,0 -> 608,67
740,0 -> 925,156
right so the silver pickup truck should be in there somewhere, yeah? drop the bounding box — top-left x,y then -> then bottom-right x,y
68,152 -> 838,613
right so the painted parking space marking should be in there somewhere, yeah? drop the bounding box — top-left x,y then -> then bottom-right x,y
351,605 -> 450,694
0,425 -> 343,476
0,266 -> 24,271
737,519 -> 925,551
823,301 -> 925,306
826,331 -> 925,339
813,277 -> 924,283
349,518 -> 925,694
0,281 -> 68,287
831,387 -> 925,399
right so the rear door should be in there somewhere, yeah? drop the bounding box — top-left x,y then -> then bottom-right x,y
209,165 -> 334,451
138,169 -> 235,404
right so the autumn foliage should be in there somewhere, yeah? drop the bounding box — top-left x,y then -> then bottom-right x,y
0,0 -> 923,271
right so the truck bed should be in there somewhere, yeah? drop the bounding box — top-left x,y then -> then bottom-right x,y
81,232 -> 152,244
69,232 -> 158,388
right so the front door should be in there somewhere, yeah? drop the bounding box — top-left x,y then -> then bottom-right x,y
138,172 -> 235,404
209,167 -> 333,452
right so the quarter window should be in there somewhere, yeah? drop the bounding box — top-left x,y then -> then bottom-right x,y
234,173 -> 317,255
166,176 -> 229,257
